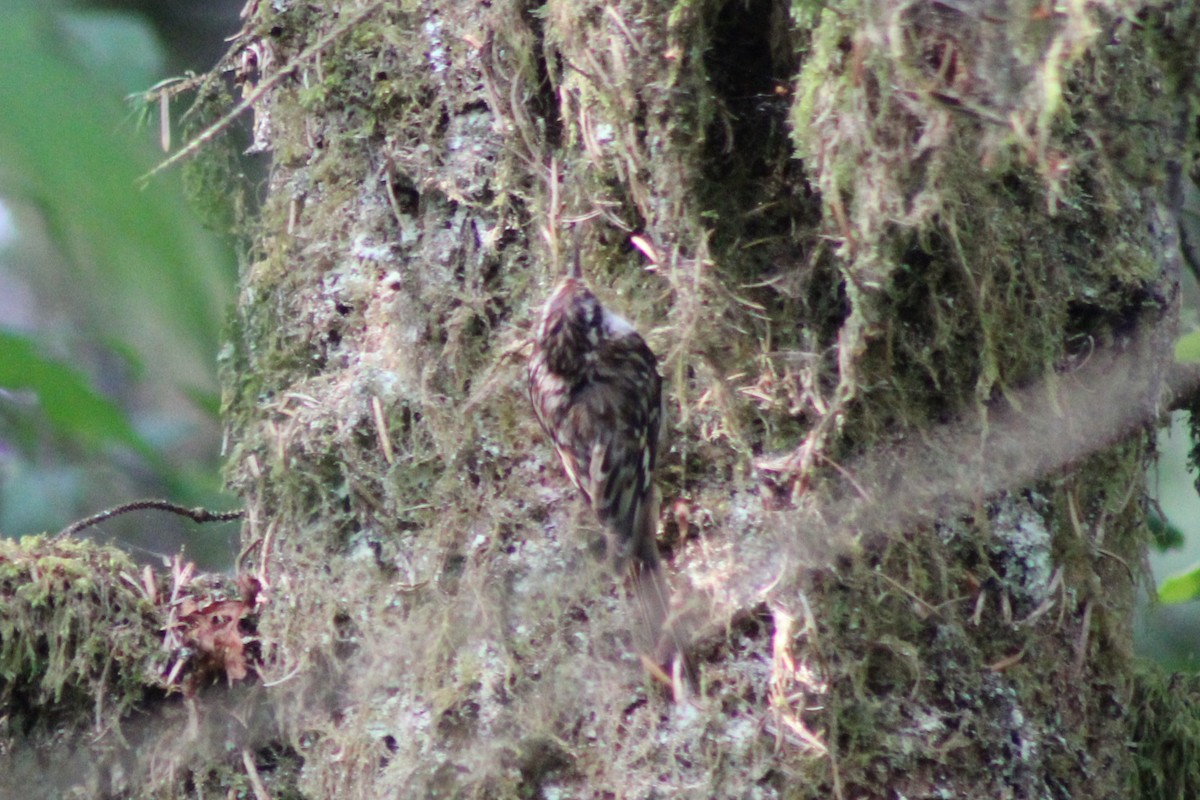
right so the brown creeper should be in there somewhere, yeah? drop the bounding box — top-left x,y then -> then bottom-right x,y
528,276 -> 664,574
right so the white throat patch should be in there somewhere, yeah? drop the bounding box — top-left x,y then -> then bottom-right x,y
602,308 -> 635,338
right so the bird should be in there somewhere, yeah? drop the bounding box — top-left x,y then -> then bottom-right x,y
527,261 -> 675,657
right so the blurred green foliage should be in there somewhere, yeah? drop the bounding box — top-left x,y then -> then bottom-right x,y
0,0 -> 239,562
1149,510 -> 1186,553
1159,565 -> 1200,605
0,330 -> 154,458
0,3 -> 232,389
1177,330 -> 1200,364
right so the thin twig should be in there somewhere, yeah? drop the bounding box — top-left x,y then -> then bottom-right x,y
55,500 -> 245,540
242,748 -> 273,800
138,0 -> 387,184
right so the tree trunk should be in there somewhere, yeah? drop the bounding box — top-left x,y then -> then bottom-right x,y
7,0 -> 1200,797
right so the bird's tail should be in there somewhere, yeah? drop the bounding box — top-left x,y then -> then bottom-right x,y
630,559 -> 694,699
624,495 -> 692,697
630,557 -> 670,650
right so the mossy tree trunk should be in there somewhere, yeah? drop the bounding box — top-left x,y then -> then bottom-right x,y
62,0 -> 1200,796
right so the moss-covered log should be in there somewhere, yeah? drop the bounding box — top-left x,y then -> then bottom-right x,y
0,536 -> 273,798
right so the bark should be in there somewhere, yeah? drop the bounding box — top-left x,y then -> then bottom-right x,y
5,0 -> 1200,797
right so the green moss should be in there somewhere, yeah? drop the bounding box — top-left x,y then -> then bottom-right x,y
783,0 -> 1180,472
1129,663 -> 1200,799
806,473 -> 1145,796
180,79 -> 248,238
0,535 -> 165,731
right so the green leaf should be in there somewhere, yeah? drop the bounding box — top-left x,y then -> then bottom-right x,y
0,329 -> 153,458
1174,330 -> 1200,363
1157,565 -> 1200,604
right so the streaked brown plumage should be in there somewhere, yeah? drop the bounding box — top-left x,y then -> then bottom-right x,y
527,274 -> 684,666
528,277 -> 663,572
